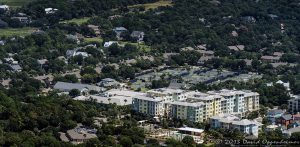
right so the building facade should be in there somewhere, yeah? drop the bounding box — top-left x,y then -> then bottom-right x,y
132,88 -> 260,123
210,114 -> 261,137
288,95 -> 300,114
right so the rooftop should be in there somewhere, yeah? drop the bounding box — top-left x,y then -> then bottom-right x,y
177,127 -> 204,133
54,81 -> 103,92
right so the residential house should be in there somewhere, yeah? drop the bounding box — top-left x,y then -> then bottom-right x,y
241,16 -> 256,23
66,34 -> 82,44
104,41 -> 118,48
9,64 -> 22,72
0,5 -> 9,13
59,124 -> 97,144
96,78 -> 120,88
131,31 -> 145,42
270,62 -> 297,68
87,25 -> 100,36
231,30 -> 238,37
66,49 -> 89,58
266,124 -> 279,132
210,114 -> 262,137
113,27 -> 127,39
282,127 -> 300,137
45,8 -> 58,14
277,114 -> 293,128
180,47 -> 194,52
228,45 -> 245,51
196,44 -> 207,50
266,109 -> 285,124
11,16 -> 31,24
261,56 -> 281,63
273,52 -> 284,57
0,40 -> 5,46
37,59 -> 48,69
197,50 -> 214,57
163,53 -> 180,61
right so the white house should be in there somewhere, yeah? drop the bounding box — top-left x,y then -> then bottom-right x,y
104,41 -> 118,48
45,8 -> 58,14
0,5 -> 9,12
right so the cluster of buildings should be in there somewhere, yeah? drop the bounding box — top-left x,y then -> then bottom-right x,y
132,88 -> 259,123
266,109 -> 300,137
112,27 -> 145,42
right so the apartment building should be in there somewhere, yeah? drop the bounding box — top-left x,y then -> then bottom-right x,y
168,101 -> 204,122
132,95 -> 165,116
288,95 -> 300,114
132,88 -> 259,122
147,88 -> 187,101
185,91 -> 224,121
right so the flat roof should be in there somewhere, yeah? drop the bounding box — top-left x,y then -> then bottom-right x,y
168,101 -> 204,107
133,95 -> 164,102
177,127 -> 204,133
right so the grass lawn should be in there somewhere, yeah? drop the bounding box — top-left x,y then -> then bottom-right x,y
129,0 -> 173,10
0,27 -> 36,37
84,37 -> 103,44
60,17 -> 91,25
0,0 -> 33,7
119,41 -> 152,52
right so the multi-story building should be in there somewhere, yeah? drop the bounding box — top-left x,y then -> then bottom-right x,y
132,95 -> 165,116
185,91 -> 223,121
210,114 -> 262,137
168,101 -> 204,122
132,88 -> 259,122
207,89 -> 259,117
147,88 -> 186,101
288,95 -> 300,114
244,91 -> 260,112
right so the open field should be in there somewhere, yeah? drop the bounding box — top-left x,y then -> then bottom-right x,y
0,27 -> 36,37
0,0 -> 32,7
60,17 -> 91,25
129,0 -> 173,10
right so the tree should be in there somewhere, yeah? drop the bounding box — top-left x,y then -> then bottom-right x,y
147,139 -> 159,147
290,132 -> 300,141
119,65 -> 135,79
182,136 -> 195,146
85,138 -> 101,147
120,136 -> 133,147
69,89 -> 80,97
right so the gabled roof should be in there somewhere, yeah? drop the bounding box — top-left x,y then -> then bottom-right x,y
131,31 -> 144,37
9,64 -> 22,71
281,114 -> 292,120
113,27 -> 127,31
267,109 -> 284,116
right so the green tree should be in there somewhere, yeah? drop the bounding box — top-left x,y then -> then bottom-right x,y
69,89 -> 80,97
120,136 -> 133,147
182,136 -> 195,146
